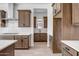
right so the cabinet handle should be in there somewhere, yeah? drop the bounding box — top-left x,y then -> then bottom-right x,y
65,47 -> 70,51
21,39 -> 23,42
24,38 -> 27,39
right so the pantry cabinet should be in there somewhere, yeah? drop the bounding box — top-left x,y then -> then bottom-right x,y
18,10 -> 31,27
72,3 -> 79,25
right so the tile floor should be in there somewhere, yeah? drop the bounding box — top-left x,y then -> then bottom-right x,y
15,42 -> 61,56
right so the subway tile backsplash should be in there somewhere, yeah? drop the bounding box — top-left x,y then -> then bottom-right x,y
0,20 -> 31,34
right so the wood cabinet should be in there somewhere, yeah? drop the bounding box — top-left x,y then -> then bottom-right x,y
0,35 -> 14,40
44,17 -> 47,28
72,3 -> 79,25
15,35 -> 29,49
53,18 -> 61,53
0,10 -> 6,27
0,35 -> 30,49
52,3 -> 73,53
0,44 -> 14,56
18,10 -> 31,27
34,16 -> 36,28
34,33 -> 47,42
62,43 -> 78,56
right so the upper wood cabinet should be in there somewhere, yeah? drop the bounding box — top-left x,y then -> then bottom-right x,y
0,10 -> 6,27
43,16 -> 47,28
18,10 -> 31,27
72,3 -> 79,25
34,16 -> 36,28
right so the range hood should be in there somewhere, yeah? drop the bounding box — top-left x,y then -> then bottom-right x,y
1,3 -> 16,21
4,3 -> 16,20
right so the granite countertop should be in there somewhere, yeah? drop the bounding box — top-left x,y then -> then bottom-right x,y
0,40 -> 17,51
61,40 -> 79,52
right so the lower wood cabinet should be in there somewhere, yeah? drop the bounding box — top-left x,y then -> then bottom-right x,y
0,35 -> 14,40
0,35 -> 30,49
15,35 -> 29,49
62,43 -> 78,56
34,33 -> 47,42
0,44 -> 14,56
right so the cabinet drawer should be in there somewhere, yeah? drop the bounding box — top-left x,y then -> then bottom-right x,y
62,43 -> 77,56
62,49 -> 72,56
15,35 -> 28,39
0,36 -> 14,40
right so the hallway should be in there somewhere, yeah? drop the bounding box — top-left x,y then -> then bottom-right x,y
15,42 -> 61,56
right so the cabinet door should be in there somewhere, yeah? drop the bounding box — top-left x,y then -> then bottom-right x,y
15,36 -> 22,48
21,35 -> 29,49
1,11 -> 6,18
34,33 -> 39,42
18,11 -> 25,27
22,38 -> 29,49
72,3 -> 79,24
18,10 -> 31,27
15,35 -> 29,49
24,12 -> 30,27
0,10 -> 6,27
41,33 -> 47,42
44,17 -> 47,28
34,16 -> 36,28
0,36 -> 14,40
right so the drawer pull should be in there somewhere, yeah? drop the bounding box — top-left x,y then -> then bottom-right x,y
65,47 -> 70,51
24,38 -> 27,39
21,39 -> 23,42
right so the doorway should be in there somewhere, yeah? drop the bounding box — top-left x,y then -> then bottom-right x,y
33,8 -> 48,46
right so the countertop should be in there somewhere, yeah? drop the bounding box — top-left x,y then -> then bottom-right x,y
0,40 -> 17,51
0,33 -> 31,35
61,40 -> 79,52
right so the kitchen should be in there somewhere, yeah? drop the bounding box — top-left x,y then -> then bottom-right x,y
0,3 -> 53,56
1,3 -> 79,56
